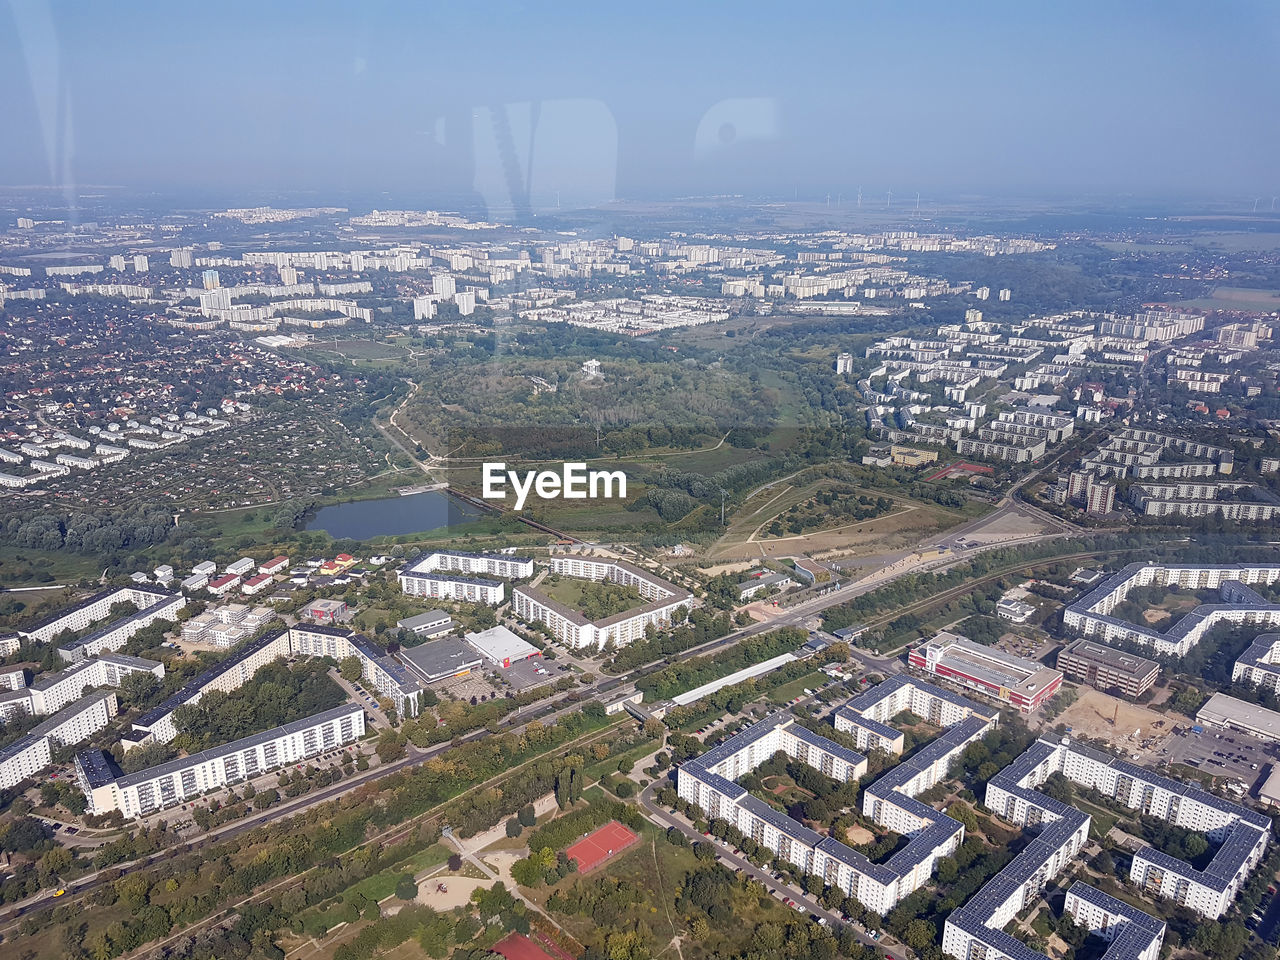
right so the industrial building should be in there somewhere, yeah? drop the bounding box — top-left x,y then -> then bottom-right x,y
76,703 -> 365,817
1056,640 -> 1159,698
908,631 -> 1062,712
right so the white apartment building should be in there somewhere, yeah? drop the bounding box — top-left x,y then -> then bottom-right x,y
22,653 -> 163,715
0,691 -> 119,790
681,682 -> 995,915
1063,563 -> 1280,657
77,703 -> 365,817
512,555 -> 692,649
131,624 -> 423,746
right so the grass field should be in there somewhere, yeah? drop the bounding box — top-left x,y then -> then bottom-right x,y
766,670 -> 828,704
1175,284 -> 1280,311
710,472 -> 970,562
304,338 -> 411,361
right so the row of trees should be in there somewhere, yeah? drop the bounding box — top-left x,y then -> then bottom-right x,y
635,627 -> 806,701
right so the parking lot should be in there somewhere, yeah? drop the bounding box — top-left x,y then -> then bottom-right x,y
501,656 -> 563,691
1157,726 -> 1275,786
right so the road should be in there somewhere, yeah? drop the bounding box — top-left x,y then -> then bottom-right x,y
0,473 -> 1087,928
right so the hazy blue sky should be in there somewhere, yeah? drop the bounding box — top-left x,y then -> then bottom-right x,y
1,0 -> 1277,208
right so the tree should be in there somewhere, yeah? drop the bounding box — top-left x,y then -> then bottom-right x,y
903,919 -> 936,952
339,656 -> 364,683
395,873 -> 418,900
518,803 -> 537,827
40,846 -> 72,877
447,853 -> 463,872
505,818 -> 523,839
376,731 -> 406,763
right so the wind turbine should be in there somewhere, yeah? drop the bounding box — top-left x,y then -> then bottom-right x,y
1254,198 -> 1261,212
856,187 -> 863,209
915,192 -> 921,216
886,188 -> 892,209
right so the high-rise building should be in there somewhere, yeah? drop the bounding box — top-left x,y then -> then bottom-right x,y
998,288 -> 1012,301
454,290 -> 476,316
835,352 -> 854,375
1084,476 -> 1115,515
433,274 -> 456,297
965,308 -> 983,323
413,297 -> 436,321
16,217 -> 34,229
109,255 -> 126,271
974,286 -> 990,300
170,248 -> 193,268
279,265 -> 298,286
202,269 -> 221,290
133,255 -> 149,273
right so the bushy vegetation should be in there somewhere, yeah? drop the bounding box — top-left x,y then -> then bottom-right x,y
172,660 -> 345,752
635,627 -> 806,700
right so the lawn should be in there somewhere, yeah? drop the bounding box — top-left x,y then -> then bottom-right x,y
767,670 -> 828,705
341,842 -> 452,903
758,773 -> 815,808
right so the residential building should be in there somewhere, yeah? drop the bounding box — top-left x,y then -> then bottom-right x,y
77,703 -> 365,816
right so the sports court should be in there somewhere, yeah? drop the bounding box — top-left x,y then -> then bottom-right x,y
565,820 -> 639,871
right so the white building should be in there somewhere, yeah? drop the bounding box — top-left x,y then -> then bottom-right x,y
1064,563 -> 1280,657
77,703 -> 365,817
512,555 -> 692,649
681,682 -> 994,915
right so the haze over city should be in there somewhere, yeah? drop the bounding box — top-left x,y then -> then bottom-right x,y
1,1 -> 1278,208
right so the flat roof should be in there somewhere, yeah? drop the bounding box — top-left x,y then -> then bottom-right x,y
116,703 -> 364,790
1058,639 -> 1159,678
400,638 -> 483,682
1198,692 -> 1280,741
465,625 -> 539,663
397,610 -> 452,630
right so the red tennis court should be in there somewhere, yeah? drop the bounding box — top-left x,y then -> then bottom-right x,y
565,820 -> 639,871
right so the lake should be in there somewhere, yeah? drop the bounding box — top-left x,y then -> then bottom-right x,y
306,489 -> 487,539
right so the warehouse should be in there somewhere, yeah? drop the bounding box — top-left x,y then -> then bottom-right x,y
1197,692 -> 1280,743
401,638 -> 483,683
464,625 -> 540,668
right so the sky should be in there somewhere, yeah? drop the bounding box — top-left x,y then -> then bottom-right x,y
1,0 -> 1278,211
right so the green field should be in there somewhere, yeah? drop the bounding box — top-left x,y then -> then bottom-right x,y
767,670 -> 828,704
